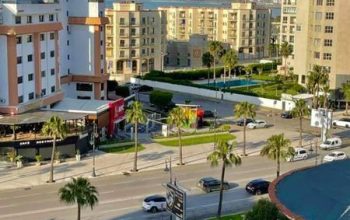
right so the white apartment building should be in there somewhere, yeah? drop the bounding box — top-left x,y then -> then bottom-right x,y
0,0 -> 108,115
280,0 -> 296,66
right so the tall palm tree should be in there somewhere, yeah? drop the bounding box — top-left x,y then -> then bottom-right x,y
322,83 -> 330,109
307,65 -> 329,109
260,134 -> 294,177
42,115 -> 67,183
291,99 -> 310,147
342,82 -> 350,115
167,107 -> 186,165
59,177 -> 98,220
208,41 -> 223,83
222,49 -> 238,79
207,140 -> 241,218
126,101 -> 146,172
280,41 -> 293,77
202,51 -> 214,85
234,102 -> 256,156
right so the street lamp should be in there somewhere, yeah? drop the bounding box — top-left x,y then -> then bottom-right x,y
89,122 -> 99,177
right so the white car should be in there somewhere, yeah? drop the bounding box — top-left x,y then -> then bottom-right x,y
323,151 -> 347,162
287,148 -> 308,162
320,137 -> 342,150
332,118 -> 350,128
247,120 -> 267,129
142,195 -> 166,213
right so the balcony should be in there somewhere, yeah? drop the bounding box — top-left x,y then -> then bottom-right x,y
2,0 -> 59,3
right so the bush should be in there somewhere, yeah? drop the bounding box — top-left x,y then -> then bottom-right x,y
149,90 -> 173,109
217,124 -> 231,132
245,199 -> 288,220
115,86 -> 130,97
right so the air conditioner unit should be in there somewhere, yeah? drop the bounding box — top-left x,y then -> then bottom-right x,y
0,98 -> 6,104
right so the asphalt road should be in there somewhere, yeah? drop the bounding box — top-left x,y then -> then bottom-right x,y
0,155 -> 320,220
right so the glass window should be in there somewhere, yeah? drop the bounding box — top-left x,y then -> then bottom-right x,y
15,16 -> 21,24
28,73 -> 33,81
27,16 -> 32,24
39,15 -> 44,22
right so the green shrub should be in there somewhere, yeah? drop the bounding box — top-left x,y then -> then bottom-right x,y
245,199 -> 288,220
217,124 -> 231,132
149,90 -> 173,109
35,154 -> 42,162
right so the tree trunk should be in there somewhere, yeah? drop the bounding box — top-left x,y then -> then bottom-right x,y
213,58 -> 216,83
346,102 -> 349,115
299,117 -> 303,147
178,127 -> 183,165
77,204 -> 81,220
217,161 -> 226,218
223,66 -> 226,84
277,149 -> 280,178
284,57 -> 287,77
48,136 -> 56,183
229,68 -> 232,79
207,68 -> 210,85
133,122 -> 138,172
12,125 -> 16,141
243,117 -> 247,156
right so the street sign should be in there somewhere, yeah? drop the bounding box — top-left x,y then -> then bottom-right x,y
166,183 -> 186,219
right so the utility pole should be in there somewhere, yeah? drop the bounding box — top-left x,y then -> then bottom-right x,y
90,122 -> 98,177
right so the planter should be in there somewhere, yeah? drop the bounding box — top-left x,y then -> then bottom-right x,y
16,161 -> 23,168
54,160 -> 61,165
35,162 -> 41,166
76,154 -> 81,162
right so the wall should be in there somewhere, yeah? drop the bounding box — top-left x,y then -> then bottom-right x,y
131,78 -> 285,110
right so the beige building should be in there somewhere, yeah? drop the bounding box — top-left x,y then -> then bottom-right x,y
159,1 -> 271,60
294,0 -> 350,89
105,2 -> 166,83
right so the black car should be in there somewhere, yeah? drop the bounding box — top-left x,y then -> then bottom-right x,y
236,118 -> 255,126
281,111 -> 293,119
245,179 -> 270,195
203,110 -> 215,118
198,177 -> 230,193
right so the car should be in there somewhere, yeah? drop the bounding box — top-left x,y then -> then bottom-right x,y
142,195 -> 166,213
236,118 -> 255,126
198,177 -> 230,193
281,111 -> 293,119
287,148 -> 308,162
332,118 -> 350,128
323,151 -> 347,162
320,137 -> 342,150
245,179 -> 270,195
203,110 -> 215,118
247,120 -> 267,129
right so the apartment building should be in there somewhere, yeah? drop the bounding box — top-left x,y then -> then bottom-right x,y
280,0 -> 296,66
0,0 -> 108,115
105,2 -> 166,83
294,0 -> 350,89
159,1 -> 271,60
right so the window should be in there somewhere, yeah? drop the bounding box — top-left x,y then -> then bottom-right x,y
39,15 -> 44,22
50,33 -> 55,40
17,56 -> 22,64
325,12 -> 334,20
316,0 -> 323,5
27,16 -> 32,24
28,73 -> 33,81
41,70 -> 46,77
27,54 -> 33,62
41,89 -> 46,96
17,76 -> 23,84
301,75 -> 306,84
16,36 -> 22,44
28,92 -> 34,100
18,96 -> 23,104
77,96 -> 91,100
41,52 -> 45,59
27,35 -> 32,43
326,0 -> 335,6
119,18 -> 125,25
15,16 -> 21,24
323,53 -> 332,60
314,52 -> 320,59
49,14 -> 54,21
325,26 -> 333,33
76,83 -> 93,91
40,34 -> 45,41
314,25 -> 322,32
51,68 -> 55,75
50,50 -> 55,58
51,86 -> 55,93
324,39 -> 333,46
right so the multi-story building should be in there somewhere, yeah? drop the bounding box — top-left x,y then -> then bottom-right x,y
159,1 -> 271,60
294,0 -> 350,89
0,0 -> 108,115
280,0 -> 297,66
105,2 -> 166,83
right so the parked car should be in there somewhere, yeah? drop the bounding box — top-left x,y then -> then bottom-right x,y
245,179 -> 270,195
247,120 -> 267,129
198,177 -> 230,193
332,118 -> 350,128
236,118 -> 255,126
203,110 -> 215,118
323,151 -> 347,162
287,148 -> 308,162
142,195 -> 167,213
281,111 -> 293,119
320,137 -> 342,150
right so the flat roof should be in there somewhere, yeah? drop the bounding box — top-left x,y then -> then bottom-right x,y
0,111 -> 87,125
51,98 -> 110,114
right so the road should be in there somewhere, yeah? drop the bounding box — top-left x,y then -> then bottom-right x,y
0,155 -> 319,220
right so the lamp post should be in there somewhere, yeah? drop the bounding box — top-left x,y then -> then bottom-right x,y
89,122 -> 98,177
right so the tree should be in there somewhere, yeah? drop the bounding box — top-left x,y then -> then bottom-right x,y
149,90 -> 173,109
207,140 -> 241,218
291,99 -> 310,147
59,177 -> 98,220
260,134 -> 294,177
307,65 -> 329,109
222,49 -> 238,79
234,102 -> 256,156
42,116 -> 67,183
202,51 -> 214,85
342,82 -> 350,115
167,107 -> 186,165
208,41 -> 223,83
126,101 -> 146,172
245,199 -> 289,220
280,42 -> 293,77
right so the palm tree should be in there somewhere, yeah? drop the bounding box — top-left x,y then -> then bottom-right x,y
42,115 -> 67,183
260,134 -> 294,177
291,99 -> 310,147
342,82 -> 350,115
126,101 -> 146,172
167,107 -> 186,165
59,177 -> 98,220
208,41 -> 223,83
307,65 -> 329,109
322,83 -> 330,109
222,49 -> 238,79
234,102 -> 256,156
202,51 -> 214,85
280,42 -> 293,77
207,140 -> 241,218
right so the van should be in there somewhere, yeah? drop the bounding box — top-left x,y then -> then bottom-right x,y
320,137 -> 342,150
287,148 -> 308,162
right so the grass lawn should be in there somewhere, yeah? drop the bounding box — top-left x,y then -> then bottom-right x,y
156,133 -> 235,147
100,144 -> 145,154
99,138 -> 131,145
208,213 -> 245,220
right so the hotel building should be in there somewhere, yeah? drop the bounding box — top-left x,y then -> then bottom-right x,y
105,2 -> 166,83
